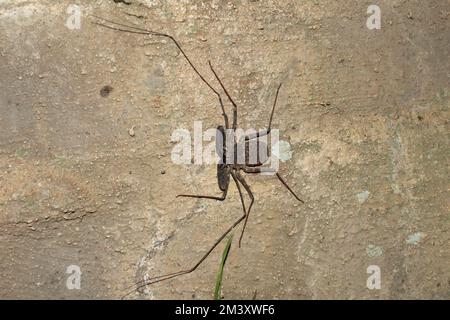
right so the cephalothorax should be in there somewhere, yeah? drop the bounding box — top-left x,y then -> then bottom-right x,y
93,15 -> 304,297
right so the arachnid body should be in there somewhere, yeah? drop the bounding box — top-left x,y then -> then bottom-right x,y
93,16 -> 304,296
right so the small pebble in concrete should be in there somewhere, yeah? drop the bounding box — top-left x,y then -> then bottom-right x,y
366,244 -> 383,257
357,190 -> 370,203
406,232 -> 426,245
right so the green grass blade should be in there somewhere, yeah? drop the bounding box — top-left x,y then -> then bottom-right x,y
214,234 -> 233,300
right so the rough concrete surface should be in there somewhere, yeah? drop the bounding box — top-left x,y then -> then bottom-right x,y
0,0 -> 449,299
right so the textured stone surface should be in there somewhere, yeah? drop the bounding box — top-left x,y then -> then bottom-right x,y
0,0 -> 448,299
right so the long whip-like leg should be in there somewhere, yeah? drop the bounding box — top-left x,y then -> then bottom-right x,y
234,172 -> 255,247
231,170 -> 247,218
122,175 -> 248,298
123,211 -> 245,299
275,172 -> 304,203
243,167 -> 304,203
208,61 -> 238,130
91,15 -> 230,128
245,83 -> 282,140
176,192 -> 227,201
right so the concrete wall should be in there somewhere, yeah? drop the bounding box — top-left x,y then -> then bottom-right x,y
0,0 -> 448,299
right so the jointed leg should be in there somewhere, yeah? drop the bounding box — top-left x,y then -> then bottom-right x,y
244,140 -> 269,167
122,174 -> 249,298
243,167 -> 304,203
242,167 -> 276,174
91,16 -> 230,128
176,189 -> 227,201
208,61 -> 238,130
231,171 -> 247,216
123,194 -> 246,298
177,167 -> 229,200
234,172 -> 255,247
275,172 -> 304,203
245,83 -> 282,140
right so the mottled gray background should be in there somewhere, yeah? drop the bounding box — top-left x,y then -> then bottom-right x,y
0,0 -> 448,299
